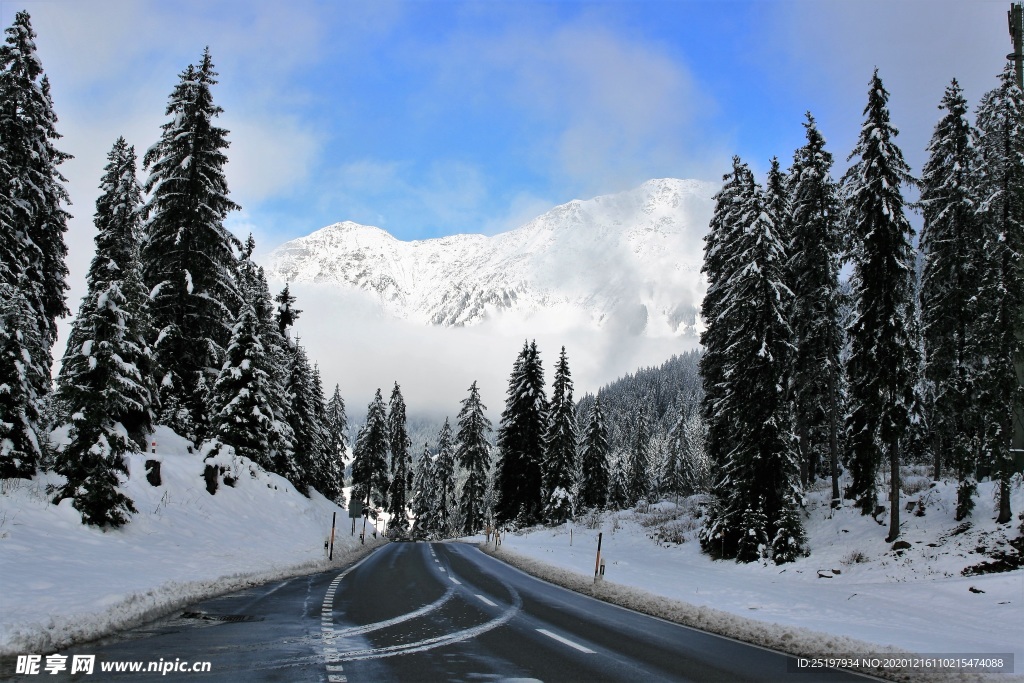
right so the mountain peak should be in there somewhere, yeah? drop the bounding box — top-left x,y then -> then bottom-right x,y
265,178 -> 716,334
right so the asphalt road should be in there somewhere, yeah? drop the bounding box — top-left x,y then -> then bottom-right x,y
4,542 -> 872,682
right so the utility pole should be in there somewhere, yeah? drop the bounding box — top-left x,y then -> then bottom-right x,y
1010,2 -> 1023,89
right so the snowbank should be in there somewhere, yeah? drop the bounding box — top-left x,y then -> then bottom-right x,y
0,426 -> 382,656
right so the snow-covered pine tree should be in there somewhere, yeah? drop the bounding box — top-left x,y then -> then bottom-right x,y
700,158 -> 756,482
311,365 -> 344,502
788,112 -> 845,507
0,11 -> 70,403
53,139 -> 161,525
494,340 -> 548,526
207,302 -> 275,470
661,408 -> 688,503
627,402 -> 652,506
236,246 -> 296,472
698,159 -> 804,563
283,344 -> 324,495
274,283 -> 301,338
456,380 -> 492,535
141,49 -> 240,443
387,382 -> 412,527
411,442 -> 437,538
0,279 -> 45,478
542,346 -> 577,524
326,384 -> 349,458
974,64 -> 1024,526
351,389 -> 390,513
578,395 -> 610,509
433,418 -> 457,536
842,70 -> 920,542
607,452 -> 630,511
918,80 -> 983,520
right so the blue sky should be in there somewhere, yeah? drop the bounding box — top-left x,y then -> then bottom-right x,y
2,0 -> 1011,295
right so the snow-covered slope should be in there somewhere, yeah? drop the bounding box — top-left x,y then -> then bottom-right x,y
0,426 -> 379,656
266,179 -> 716,336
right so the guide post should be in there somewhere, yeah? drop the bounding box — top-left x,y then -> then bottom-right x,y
593,532 -> 603,584
329,511 -> 336,561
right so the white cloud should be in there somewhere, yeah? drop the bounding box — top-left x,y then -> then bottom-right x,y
426,18 -> 721,198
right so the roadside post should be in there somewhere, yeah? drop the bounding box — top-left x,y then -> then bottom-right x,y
350,501 -> 363,536
593,532 -> 603,584
329,511 -> 336,561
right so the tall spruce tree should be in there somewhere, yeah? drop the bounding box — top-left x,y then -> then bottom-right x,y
494,340 -> 548,525
0,11 -> 70,396
789,113 -> 845,507
283,344 -> 325,495
326,384 -> 349,457
700,158 -> 756,487
456,381 -> 492,534
842,70 -> 920,542
311,365 -> 344,502
919,81 -> 984,520
387,382 -> 412,523
141,49 -> 240,443
627,403 -> 651,505
578,395 -> 610,509
974,64 -> 1024,525
698,159 -> 805,563
434,418 -> 457,536
351,390 -> 390,513
236,248 -> 295,471
53,139 -> 159,526
411,443 -> 437,537
543,346 -> 577,524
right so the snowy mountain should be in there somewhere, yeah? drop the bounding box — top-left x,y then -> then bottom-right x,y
266,179 -> 717,336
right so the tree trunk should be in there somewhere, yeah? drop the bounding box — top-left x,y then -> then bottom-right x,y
828,370 -> 841,509
997,469 -> 1012,524
798,419 -> 810,488
933,430 -> 942,481
886,440 -> 900,542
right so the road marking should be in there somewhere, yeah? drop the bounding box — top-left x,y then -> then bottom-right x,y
327,665 -> 345,672
449,577 -> 462,585
475,594 -> 497,607
334,584 -> 457,637
439,567 -> 446,572
536,629 -> 596,654
335,591 -> 523,662
328,676 -> 347,682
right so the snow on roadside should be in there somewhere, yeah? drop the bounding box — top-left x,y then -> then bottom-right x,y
0,426 -> 381,657
477,475 -> 1024,683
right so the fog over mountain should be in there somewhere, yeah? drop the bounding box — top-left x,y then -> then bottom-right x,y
262,178 -> 715,422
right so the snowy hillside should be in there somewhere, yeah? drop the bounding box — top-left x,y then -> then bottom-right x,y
266,178 -> 716,336
0,426 -> 378,657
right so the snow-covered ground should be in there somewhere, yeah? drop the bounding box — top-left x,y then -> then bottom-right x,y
0,426 -> 380,657
478,473 -> 1024,682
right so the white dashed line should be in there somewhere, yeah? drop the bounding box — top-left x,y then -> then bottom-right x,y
449,577 -> 461,585
536,629 -> 596,654
475,594 -> 497,607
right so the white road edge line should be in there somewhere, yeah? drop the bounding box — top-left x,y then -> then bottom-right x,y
536,629 -> 596,654
475,594 -> 497,607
